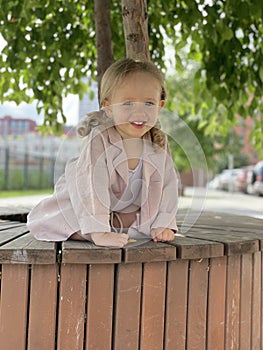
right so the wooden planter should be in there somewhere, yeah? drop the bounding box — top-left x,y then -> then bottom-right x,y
0,212 -> 262,350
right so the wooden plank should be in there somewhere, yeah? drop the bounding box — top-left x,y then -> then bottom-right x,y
27,264 -> 58,350
113,263 -> 142,350
57,263 -> 87,350
0,233 -> 56,264
186,259 -> 209,350
140,262 -> 167,350
0,264 -> 29,349
0,224 -> 29,245
189,211 -> 263,230
164,260 -> 189,350
186,229 -> 259,256
207,256 -> 227,350
251,252 -> 261,350
62,240 -> 122,264
170,234 -> 223,259
239,254 -> 252,350
225,255 -> 241,350
86,264 -> 115,350
123,240 -> 176,263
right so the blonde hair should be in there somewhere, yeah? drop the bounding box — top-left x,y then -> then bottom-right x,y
78,59 -> 166,149
100,58 -> 166,149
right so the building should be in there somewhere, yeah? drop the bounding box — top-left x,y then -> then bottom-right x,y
0,116 -> 37,138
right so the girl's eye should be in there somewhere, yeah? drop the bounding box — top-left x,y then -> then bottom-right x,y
123,101 -> 133,106
145,101 -> 155,106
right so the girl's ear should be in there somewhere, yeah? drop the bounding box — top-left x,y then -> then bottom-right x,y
102,101 -> 113,118
158,100 -> 165,112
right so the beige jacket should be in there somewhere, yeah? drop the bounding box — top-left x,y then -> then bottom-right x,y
27,125 -> 178,241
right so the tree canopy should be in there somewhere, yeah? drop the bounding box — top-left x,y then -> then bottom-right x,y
0,0 -> 262,149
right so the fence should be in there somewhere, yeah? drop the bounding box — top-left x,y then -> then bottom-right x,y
0,145 -> 66,191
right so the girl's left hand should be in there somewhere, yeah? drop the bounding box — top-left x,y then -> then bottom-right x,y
151,228 -> 175,242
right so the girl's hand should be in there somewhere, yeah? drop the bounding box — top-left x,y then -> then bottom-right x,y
90,232 -> 128,248
151,228 -> 175,242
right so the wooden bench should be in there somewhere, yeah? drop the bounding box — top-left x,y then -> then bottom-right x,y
0,211 -> 262,350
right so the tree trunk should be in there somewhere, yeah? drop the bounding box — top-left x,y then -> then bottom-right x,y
121,0 -> 150,61
94,0 -> 114,87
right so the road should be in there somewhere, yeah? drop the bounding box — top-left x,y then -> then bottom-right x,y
179,187 -> 263,220
0,187 -> 262,220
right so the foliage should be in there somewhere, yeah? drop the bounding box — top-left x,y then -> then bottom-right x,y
0,0 -> 263,149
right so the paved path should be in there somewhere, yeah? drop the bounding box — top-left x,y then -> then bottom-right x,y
0,187 -> 262,219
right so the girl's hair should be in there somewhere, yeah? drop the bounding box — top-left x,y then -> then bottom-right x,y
100,58 -> 166,149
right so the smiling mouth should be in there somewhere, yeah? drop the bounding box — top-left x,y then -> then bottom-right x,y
130,121 -> 146,127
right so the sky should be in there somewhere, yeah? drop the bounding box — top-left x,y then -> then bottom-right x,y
0,34 -> 80,126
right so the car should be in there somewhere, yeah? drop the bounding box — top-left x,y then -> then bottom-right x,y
218,168 -> 243,192
253,160 -> 263,196
235,165 -> 255,193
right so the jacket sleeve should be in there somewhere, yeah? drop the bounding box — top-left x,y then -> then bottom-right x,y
65,129 -> 112,235
151,145 -> 179,232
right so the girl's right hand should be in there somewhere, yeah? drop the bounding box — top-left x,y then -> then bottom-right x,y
90,232 -> 128,248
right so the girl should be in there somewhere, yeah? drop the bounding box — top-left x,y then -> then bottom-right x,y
27,58 -> 178,248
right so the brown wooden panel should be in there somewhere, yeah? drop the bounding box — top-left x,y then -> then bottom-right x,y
225,255 -> 241,350
164,260 -> 189,350
239,254 -> 252,350
188,211 -> 263,231
57,263 -> 87,350
187,259 -> 209,350
0,264 -> 29,349
113,263 -> 142,350
186,229 -> 259,256
207,256 -> 227,350
0,224 -> 28,245
123,240 -> 176,263
140,262 -> 167,350
28,264 -> 58,350
251,252 -> 261,350
86,264 -> 115,350
0,233 -> 56,264
171,235 -> 223,259
62,240 -> 122,264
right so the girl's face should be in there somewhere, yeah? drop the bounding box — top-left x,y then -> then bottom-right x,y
103,72 -> 165,139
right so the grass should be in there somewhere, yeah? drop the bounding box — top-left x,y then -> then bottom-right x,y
0,189 -> 53,198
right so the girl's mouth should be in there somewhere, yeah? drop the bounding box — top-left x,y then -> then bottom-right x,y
130,121 -> 146,128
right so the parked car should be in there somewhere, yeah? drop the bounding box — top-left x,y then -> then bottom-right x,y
218,168 -> 243,192
253,160 -> 263,196
235,165 -> 255,193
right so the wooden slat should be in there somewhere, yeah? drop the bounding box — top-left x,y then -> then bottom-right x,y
251,252 -> 261,350
140,262 -> 167,350
86,264 -> 115,350
123,240 -> 176,263
186,229 -> 259,256
0,233 -> 56,264
57,263 -> 87,350
225,255 -> 241,350
0,224 -> 28,245
164,260 -> 189,350
189,211 -> 263,230
186,259 -> 209,349
171,234 -> 223,259
27,264 -> 58,350
207,256 -> 227,350
0,264 -> 29,349
62,240 -> 122,264
113,263 -> 142,350
239,254 -> 252,350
